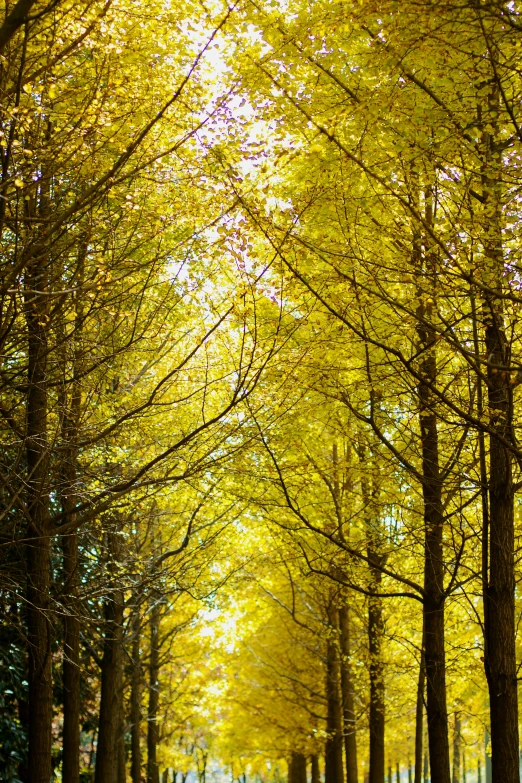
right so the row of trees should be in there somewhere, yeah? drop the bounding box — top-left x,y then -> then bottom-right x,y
0,1 -> 278,781
218,1 -> 522,781
1,1 -> 522,783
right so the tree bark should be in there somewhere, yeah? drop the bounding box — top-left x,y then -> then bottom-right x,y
358,441 -> 384,783
147,594 -> 161,783
312,755 -> 320,783
25,202 -> 52,783
131,605 -> 143,783
478,75 -> 520,783
367,579 -> 384,783
325,604 -> 344,783
60,234 -> 85,783
290,753 -> 307,783
419,349 -> 449,783
415,184 -> 450,783
95,533 -> 125,783
339,603 -> 358,783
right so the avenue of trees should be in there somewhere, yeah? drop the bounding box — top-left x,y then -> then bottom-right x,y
0,2 -> 521,783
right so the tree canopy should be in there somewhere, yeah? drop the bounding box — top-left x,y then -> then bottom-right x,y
0,2 -> 521,783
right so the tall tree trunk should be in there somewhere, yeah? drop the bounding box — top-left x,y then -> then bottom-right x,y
419,313 -> 449,783
95,532 -> 125,783
325,604 -> 344,783
60,237 -> 85,783
147,594 -> 161,783
478,74 -> 519,783
332,443 -> 358,783
131,605 -> 142,783
25,197 -> 52,783
358,441 -> 384,783
414,183 -> 450,783
339,602 -> 358,783
367,573 -> 384,783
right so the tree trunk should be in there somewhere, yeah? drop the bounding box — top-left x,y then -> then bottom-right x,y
312,755 -> 320,783
415,185 -> 450,783
420,364 -> 449,783
358,440 -> 384,783
131,605 -> 142,783
325,604 -> 344,783
367,579 -> 384,783
290,753 -> 307,783
339,603 -> 358,783
95,533 -> 125,783
60,235 -> 85,783
478,77 -> 519,783
25,229 -> 52,783
147,594 -> 161,783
